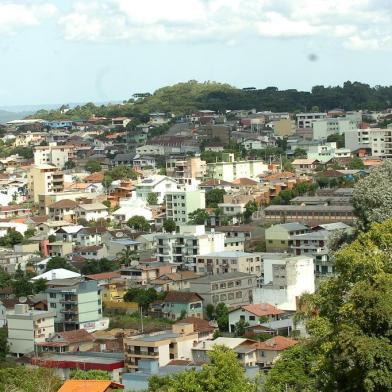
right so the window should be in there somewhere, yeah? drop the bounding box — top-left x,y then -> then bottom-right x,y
228,281 -> 234,288
235,280 -> 241,286
49,293 -> 56,298
220,283 -> 226,289
228,293 -> 234,300
236,291 -> 242,298
212,284 -> 218,290
212,295 -> 219,303
249,316 -> 255,321
50,303 -> 56,308
220,294 -> 227,301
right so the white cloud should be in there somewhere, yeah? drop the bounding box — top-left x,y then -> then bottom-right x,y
0,2 -> 56,35
57,0 -> 392,50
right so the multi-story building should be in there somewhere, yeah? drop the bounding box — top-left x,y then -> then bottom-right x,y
312,117 -> 357,140
345,128 -> 392,157
265,223 -> 310,252
206,153 -> 268,182
307,142 -> 351,163
296,112 -> 327,129
254,253 -> 315,311
45,278 -> 104,332
33,145 -> 75,168
165,190 -> 205,225
7,303 -> 55,357
75,203 -> 108,222
124,323 -> 198,371
189,272 -> 257,306
166,156 -> 207,182
161,291 -> 203,320
155,225 -> 225,270
135,175 -> 179,204
48,199 -> 78,222
28,164 -> 64,203
196,251 -> 262,277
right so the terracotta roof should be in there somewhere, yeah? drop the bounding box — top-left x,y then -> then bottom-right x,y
261,171 -> 295,180
85,171 -> 105,182
163,291 -> 203,304
0,205 -> 30,212
56,329 -> 94,344
200,178 -> 234,187
318,170 -> 344,178
253,336 -> 298,351
28,216 -> 48,224
58,380 -> 123,392
159,271 -> 200,281
175,317 -> 215,333
236,303 -> 284,317
232,177 -> 259,186
86,272 -> 121,281
48,199 -> 78,209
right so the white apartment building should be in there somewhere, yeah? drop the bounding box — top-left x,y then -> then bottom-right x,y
165,189 -> 205,225
253,253 -> 315,311
136,145 -> 165,156
33,145 -> 74,169
7,304 -> 55,357
135,175 -> 179,204
345,128 -> 392,157
155,225 -> 225,270
307,142 -> 351,163
296,112 -> 327,129
206,153 -> 268,182
312,117 -> 358,140
28,164 -> 64,203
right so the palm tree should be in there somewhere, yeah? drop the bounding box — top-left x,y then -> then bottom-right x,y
116,247 -> 139,266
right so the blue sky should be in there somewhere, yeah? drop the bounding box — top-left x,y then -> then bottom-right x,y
0,0 -> 391,106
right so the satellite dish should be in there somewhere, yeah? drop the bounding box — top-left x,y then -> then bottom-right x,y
19,297 -> 27,303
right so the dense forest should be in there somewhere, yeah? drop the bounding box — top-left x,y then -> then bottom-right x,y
31,80 -> 392,121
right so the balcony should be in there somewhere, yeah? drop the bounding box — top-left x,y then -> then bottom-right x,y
60,295 -> 77,303
61,307 -> 78,314
126,350 -> 158,357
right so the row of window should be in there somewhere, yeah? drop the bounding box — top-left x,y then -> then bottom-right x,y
212,291 -> 243,302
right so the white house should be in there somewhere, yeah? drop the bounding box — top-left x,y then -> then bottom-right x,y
7,304 -> 55,357
0,222 -> 28,237
135,175 -> 178,204
76,203 -> 109,222
31,268 -> 81,282
112,197 -> 153,222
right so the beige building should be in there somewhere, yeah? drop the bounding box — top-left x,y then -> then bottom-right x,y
33,145 -> 75,169
28,164 -> 64,203
7,304 -> 55,357
272,119 -> 296,138
166,156 -> 207,181
124,323 -> 198,371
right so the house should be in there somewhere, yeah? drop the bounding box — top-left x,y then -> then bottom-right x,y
265,223 -> 310,252
32,268 -> 81,282
48,199 -> 78,222
73,245 -> 108,260
228,303 -> 285,333
291,159 -> 319,172
107,239 -> 140,260
46,241 -> 73,257
132,155 -> 156,170
174,317 -> 215,341
189,272 -> 257,307
76,203 -> 108,222
58,380 -> 124,392
7,303 -> 55,357
75,226 -> 106,247
120,262 -> 176,286
36,329 -> 94,353
149,271 -> 201,292
161,291 -> 203,320
54,225 -> 84,243
112,153 -> 135,167
123,323 -> 198,371
135,175 -> 178,204
37,220 -> 73,236
112,197 -> 153,223
253,336 -> 298,369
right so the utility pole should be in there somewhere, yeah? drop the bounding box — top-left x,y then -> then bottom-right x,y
140,306 -> 144,333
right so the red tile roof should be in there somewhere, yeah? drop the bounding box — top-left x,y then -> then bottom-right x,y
86,272 -> 121,281
58,380 -> 123,392
48,199 -> 79,209
163,291 -> 203,304
238,303 -> 284,317
254,336 -> 298,351
56,329 -> 94,344
175,317 -> 215,333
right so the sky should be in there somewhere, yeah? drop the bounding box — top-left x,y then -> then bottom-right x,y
0,0 -> 392,107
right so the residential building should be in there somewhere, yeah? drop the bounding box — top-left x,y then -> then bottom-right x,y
48,199 -> 78,222
136,145 -> 165,156
291,158 -> 318,172
265,223 -> 310,252
165,190 -> 205,225
307,142 -> 351,163
196,251 -> 262,277
296,112 -> 327,129
149,271 -> 201,292
76,203 -> 108,222
124,323 -> 198,371
36,329 -> 94,353
271,119 -> 296,138
133,155 -> 156,170
174,317 -> 215,341
166,156 -> 207,181
189,272 -> 257,306
47,241 -> 73,257
312,117 -> 357,140
161,291 -> 203,320
58,380 -> 124,392
33,145 -> 74,168
263,205 -> 356,225
107,238 -> 140,260
345,127 -> 392,157
155,225 -> 225,269
206,124 -> 231,145
112,197 -> 153,223
206,153 -> 268,182
45,278 -> 104,332
254,253 -> 315,311
28,164 -> 64,203
217,202 -> 245,216
228,303 -> 285,333
135,175 -> 179,204
7,303 -> 55,356
119,262 -> 176,286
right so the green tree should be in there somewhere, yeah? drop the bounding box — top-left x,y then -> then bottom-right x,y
32,278 -> 47,294
116,248 -> 138,266
147,192 -> 158,205
85,160 -> 101,173
70,369 -> 110,380
124,287 -> 159,310
0,328 -> 9,361
45,256 -> 68,271
188,209 -> 209,225
233,319 -> 249,337
293,148 -> 307,158
163,219 -> 176,233
215,303 -> 229,332
347,157 -> 365,170
108,165 -> 139,180
206,189 -> 226,208
244,200 -> 258,221
64,160 -> 76,170
0,229 -> 24,247
48,234 -> 56,243
206,304 -> 215,320
326,133 -> 345,148
127,215 -> 150,231
352,160 -> 392,229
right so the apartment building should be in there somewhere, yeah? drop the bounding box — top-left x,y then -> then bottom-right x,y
345,128 -> 392,157
124,323 -> 198,371
155,225 -> 225,270
206,153 -> 268,182
135,175 -> 179,204
165,189 -> 205,225
312,117 -> 357,140
254,253 -> 315,311
307,142 -> 351,163
28,164 -> 64,203
264,205 -> 355,226
7,303 -> 55,357
166,156 -> 207,181
296,112 -> 327,129
265,223 -> 310,252
75,202 -> 108,222
33,145 -> 75,168
196,251 -> 262,277
45,278 -> 103,332
48,199 -> 78,222
189,272 -> 257,306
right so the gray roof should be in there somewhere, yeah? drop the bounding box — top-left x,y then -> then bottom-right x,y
265,205 -> 354,212
198,251 -> 256,258
292,230 -> 330,240
269,223 -> 309,231
191,272 -> 255,284
316,222 -> 352,231
113,153 -> 135,161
